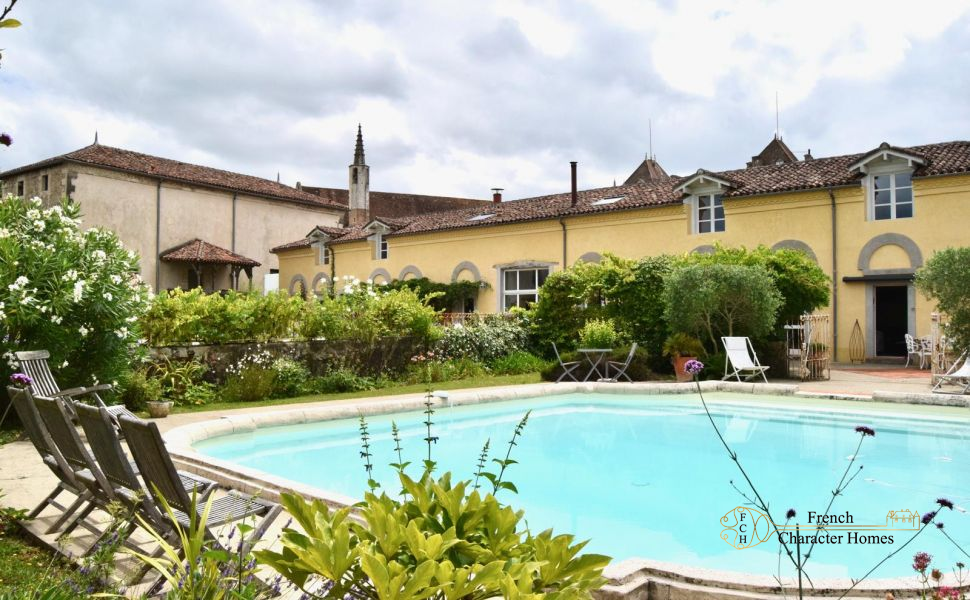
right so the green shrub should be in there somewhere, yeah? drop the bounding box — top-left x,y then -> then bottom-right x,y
916,247 -> 970,351
310,368 -> 376,394
270,357 -> 311,398
489,351 -> 550,375
256,473 -> 610,600
146,356 -> 207,405
435,316 -> 529,363
406,357 -> 487,383
181,381 -> 217,406
662,332 -> 706,358
222,366 -> 275,403
578,318 -> 620,349
117,369 -> 162,411
384,277 -> 485,312
0,197 -> 150,389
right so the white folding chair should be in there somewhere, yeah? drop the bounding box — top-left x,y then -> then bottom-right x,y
721,337 -> 769,383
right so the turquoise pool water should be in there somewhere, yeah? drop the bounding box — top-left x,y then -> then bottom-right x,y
194,392 -> 970,579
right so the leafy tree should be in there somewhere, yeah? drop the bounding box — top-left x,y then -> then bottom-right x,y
916,247 -> 970,351
663,263 -> 782,352
527,268 -> 596,355
684,245 -> 829,329
600,254 -> 673,367
0,196 -> 150,388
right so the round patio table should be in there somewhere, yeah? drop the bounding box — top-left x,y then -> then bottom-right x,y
577,348 -> 612,382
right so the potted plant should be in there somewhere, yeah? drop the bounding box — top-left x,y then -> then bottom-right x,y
139,376 -> 172,418
663,333 -> 706,382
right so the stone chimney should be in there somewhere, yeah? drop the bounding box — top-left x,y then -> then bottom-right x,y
348,124 -> 370,226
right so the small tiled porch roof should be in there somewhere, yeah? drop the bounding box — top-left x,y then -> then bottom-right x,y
160,239 -> 260,267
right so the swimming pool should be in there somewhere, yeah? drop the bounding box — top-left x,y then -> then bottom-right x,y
191,390 -> 970,581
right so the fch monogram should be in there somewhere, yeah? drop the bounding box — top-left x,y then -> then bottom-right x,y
720,506 -> 775,549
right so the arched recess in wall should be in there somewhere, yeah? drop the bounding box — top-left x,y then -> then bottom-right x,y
398,265 -> 423,280
369,268 -> 392,284
691,245 -> 716,255
575,252 -> 603,265
450,261 -> 482,283
287,274 -> 308,299
771,240 -> 818,263
857,233 -> 923,275
310,272 -> 329,297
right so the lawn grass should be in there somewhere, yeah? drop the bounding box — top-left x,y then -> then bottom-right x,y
173,372 -> 544,414
0,515 -> 70,591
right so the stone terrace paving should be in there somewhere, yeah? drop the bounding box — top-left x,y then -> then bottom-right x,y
0,365 -> 965,598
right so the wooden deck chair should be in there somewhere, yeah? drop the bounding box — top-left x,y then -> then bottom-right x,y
931,352 -> 970,394
75,403 -> 215,585
117,415 -> 282,558
552,343 -> 581,382
606,343 -> 638,382
33,395 -> 146,554
721,337 -> 770,383
15,350 -> 138,425
6,386 -> 95,535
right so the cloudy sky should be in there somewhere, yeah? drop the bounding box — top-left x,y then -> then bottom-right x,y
2,1 -> 969,200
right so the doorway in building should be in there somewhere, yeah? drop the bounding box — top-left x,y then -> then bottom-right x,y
875,285 -> 908,356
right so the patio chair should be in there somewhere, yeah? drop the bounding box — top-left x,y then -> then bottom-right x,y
14,350 -> 138,426
33,395 -> 146,553
605,343 -> 638,382
904,334 -> 930,369
117,415 -> 282,560
931,352 -> 970,395
721,337 -> 769,383
6,386 -> 96,535
552,343 -> 581,382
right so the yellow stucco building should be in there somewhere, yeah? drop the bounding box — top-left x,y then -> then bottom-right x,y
271,136 -> 969,362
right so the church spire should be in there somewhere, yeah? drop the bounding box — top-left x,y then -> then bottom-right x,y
353,124 -> 366,166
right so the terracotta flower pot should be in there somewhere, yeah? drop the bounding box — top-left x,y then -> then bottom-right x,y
673,356 -> 698,382
146,400 -> 173,419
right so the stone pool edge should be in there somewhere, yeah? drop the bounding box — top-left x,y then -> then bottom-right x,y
163,381 -> 970,599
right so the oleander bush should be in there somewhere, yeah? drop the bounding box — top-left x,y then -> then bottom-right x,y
0,196 -> 150,389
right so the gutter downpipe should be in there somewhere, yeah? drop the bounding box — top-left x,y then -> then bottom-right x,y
155,180 -> 162,293
828,187 -> 838,361
231,192 -> 238,290
329,246 -> 336,298
559,217 -> 567,268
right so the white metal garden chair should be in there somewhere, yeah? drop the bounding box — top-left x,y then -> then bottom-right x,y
721,336 -> 769,383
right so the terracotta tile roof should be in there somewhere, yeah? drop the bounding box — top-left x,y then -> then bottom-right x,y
269,140 -> 970,250
269,225 -> 352,253
160,238 -> 260,267
300,186 -> 488,218
0,144 -> 346,210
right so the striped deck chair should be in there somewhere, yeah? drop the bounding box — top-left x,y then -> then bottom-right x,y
6,386 -> 95,535
15,350 -> 138,426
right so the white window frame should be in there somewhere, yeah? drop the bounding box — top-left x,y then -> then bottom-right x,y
317,244 -> 329,265
865,165 -> 915,221
691,193 -> 725,234
500,266 -> 549,311
378,236 -> 388,260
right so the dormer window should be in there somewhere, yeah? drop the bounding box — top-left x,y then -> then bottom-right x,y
695,194 -> 725,233
675,169 -> 733,236
871,171 -> 913,220
849,142 -> 924,222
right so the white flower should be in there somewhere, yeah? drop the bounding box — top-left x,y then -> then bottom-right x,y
92,249 -> 107,262
103,292 -> 113,301
51,315 -> 63,324
110,274 -> 121,284
0,228 -> 9,239
26,208 -> 40,219
116,326 -> 128,338
61,360 -> 69,368
8,275 -> 28,291
78,325 -> 89,337
73,280 -> 85,302
33,220 -> 45,232
29,197 -> 42,207
366,278 -> 373,285
62,269 -> 79,282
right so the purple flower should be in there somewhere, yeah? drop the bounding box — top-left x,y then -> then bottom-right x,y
936,522 -> 945,530
9,373 -> 32,387
913,551 -> 932,573
922,510 -> 937,525
937,498 -> 954,510
855,425 -> 876,437
0,133 -> 11,147
684,359 -> 704,375
786,508 -> 796,519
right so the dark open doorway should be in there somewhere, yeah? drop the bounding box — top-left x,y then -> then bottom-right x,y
875,285 -> 908,356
